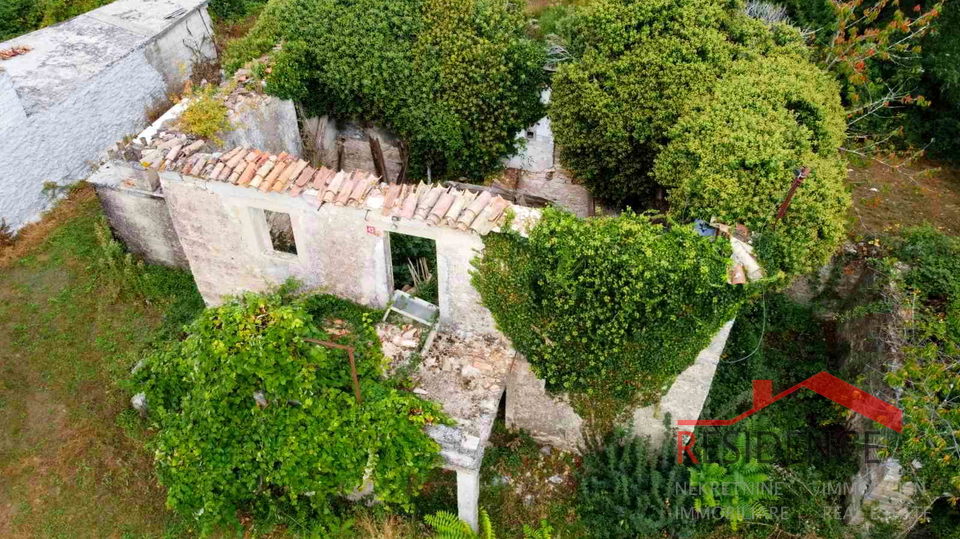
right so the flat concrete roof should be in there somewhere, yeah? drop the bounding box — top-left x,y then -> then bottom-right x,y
0,0 -> 207,116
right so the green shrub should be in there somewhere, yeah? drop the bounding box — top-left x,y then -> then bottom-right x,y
137,290 -> 448,532
891,225 -> 960,301
225,0 -> 548,181
655,55 -> 849,279
177,84 -> 232,144
879,227 -> 960,499
576,424 -> 694,539
208,0 -> 265,20
0,0 -> 112,40
426,509 -> 554,539
471,208 -> 747,403
549,0 -> 808,204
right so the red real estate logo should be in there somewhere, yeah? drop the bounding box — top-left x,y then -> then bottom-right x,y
677,371 -> 903,463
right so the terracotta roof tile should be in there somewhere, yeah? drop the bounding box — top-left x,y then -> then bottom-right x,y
226,149 -> 248,170
381,184 -> 402,216
312,167 -> 333,190
415,186 -> 446,220
427,192 -> 456,225
335,178 -> 355,206
138,140 -> 523,235
457,191 -> 492,231
237,162 -> 257,186
443,190 -> 474,226
323,171 -> 345,203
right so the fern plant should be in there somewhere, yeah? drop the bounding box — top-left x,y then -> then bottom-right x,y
425,510 -> 552,539
575,418 -> 694,539
690,432 -> 777,531
425,509 -> 495,539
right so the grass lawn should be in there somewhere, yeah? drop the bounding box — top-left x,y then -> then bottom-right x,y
0,184 -> 204,538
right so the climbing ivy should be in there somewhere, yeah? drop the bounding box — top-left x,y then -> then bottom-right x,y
225,0 -> 548,181
137,290 -> 449,532
471,208 -> 748,403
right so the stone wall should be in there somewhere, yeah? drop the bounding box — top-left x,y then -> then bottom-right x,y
158,170 -> 498,335
88,162 -> 188,268
506,320 -> 736,452
0,0 -> 216,232
504,89 -> 554,172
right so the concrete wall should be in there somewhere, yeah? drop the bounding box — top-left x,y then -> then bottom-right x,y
303,116 -> 403,179
221,97 -> 302,156
506,320 -> 736,452
0,0 -> 215,232
159,171 -> 497,335
504,89 -> 554,172
88,162 -> 188,268
516,169 -> 592,218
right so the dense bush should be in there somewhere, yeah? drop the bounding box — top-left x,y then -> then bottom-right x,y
472,208 -> 747,402
549,0 -> 810,203
178,84 -> 232,144
137,290 -> 448,532
881,227 -> 960,498
655,55 -> 849,279
0,0 -> 112,41
225,0 -> 548,181
208,0 -> 265,20
576,424 -> 694,539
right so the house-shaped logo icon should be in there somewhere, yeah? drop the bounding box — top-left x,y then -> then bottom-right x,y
679,371 -> 903,432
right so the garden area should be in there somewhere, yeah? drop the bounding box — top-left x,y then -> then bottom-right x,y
1,0 -> 959,536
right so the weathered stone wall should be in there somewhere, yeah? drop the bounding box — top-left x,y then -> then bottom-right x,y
220,98 -> 302,156
88,162 -> 188,268
506,320 -> 735,452
516,169 -> 592,218
158,171 -> 497,335
302,116 -> 402,179
0,0 -> 215,232
504,89 -> 554,172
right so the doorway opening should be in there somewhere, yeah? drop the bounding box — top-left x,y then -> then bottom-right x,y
389,232 -> 438,307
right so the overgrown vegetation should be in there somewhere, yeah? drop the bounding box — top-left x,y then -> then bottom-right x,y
696,293 -> 860,537
472,208 -> 748,404
877,227 -> 960,502
391,233 -> 439,305
690,432 -> 776,532
549,0 -> 849,280
224,0 -> 548,181
0,0 -> 114,41
135,289 -> 450,533
576,423 -> 693,539
177,83 -> 232,144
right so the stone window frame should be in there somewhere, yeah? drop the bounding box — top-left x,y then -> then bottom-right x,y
246,206 -> 301,261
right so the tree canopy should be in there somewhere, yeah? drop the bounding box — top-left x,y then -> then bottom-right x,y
225,0 -> 548,181
549,0 -> 850,279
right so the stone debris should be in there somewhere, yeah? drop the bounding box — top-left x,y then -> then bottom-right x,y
376,322 -> 422,371
131,392 -> 148,416
379,327 -> 515,465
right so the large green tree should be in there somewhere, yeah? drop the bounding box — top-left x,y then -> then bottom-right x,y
549,0 -> 809,203
225,0 -> 548,181
655,55 -> 849,278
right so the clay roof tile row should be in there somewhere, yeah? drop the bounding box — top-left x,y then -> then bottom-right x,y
145,143 -> 513,236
